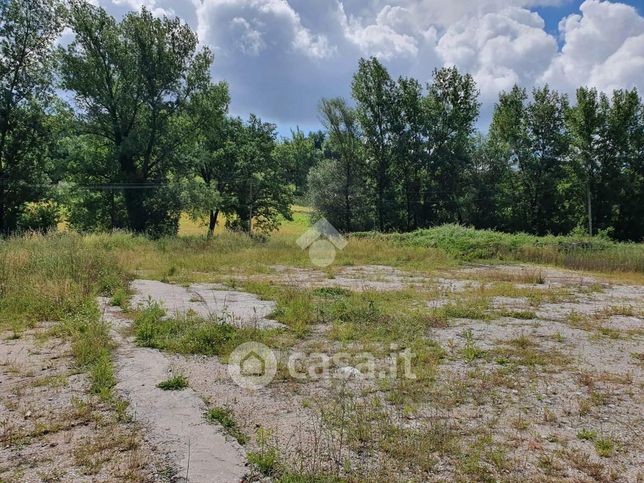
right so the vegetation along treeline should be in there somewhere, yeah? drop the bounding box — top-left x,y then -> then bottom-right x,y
1,0 -> 642,240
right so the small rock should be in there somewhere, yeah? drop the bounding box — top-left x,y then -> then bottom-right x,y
337,366 -> 362,379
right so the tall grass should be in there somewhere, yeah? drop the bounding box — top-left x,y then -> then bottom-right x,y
0,232 -> 129,398
377,224 -> 644,273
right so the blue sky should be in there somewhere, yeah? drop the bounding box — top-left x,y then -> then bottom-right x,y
95,0 -> 644,136
537,0 -> 642,36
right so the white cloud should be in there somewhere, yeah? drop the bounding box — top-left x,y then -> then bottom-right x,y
196,0 -> 334,60
541,0 -> 644,94
112,0 -> 173,17
338,4 -> 421,59
92,0 -> 644,128
438,7 -> 558,102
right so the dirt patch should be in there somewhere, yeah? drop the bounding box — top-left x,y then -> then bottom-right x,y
0,325 -> 159,482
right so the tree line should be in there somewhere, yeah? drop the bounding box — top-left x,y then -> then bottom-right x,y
1,0 -> 292,238
308,58 -> 643,241
1,0 -> 642,241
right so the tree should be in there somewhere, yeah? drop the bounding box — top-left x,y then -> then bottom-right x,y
274,129 -> 323,198
566,87 -> 604,235
392,77 -> 425,230
488,85 -> 531,231
352,57 -> 397,231
524,86 -> 570,235
423,66 -> 480,225
60,2 -> 212,236
462,134 -> 514,231
187,82 -> 230,237
224,116 -> 294,235
311,97 -> 371,231
0,0 -> 64,234
604,89 -> 644,241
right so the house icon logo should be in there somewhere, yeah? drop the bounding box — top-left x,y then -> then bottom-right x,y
296,218 -> 347,267
228,342 -> 277,389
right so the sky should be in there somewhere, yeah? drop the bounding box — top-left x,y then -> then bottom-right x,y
94,0 -> 644,136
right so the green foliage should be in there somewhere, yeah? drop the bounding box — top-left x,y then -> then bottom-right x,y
60,2 -> 212,236
0,0 -> 64,235
205,407 -> 248,444
385,224 -> 644,272
312,97 -> 373,231
594,437 -> 615,457
274,128 -> 323,197
110,287 -> 128,309
17,201 -> 60,233
576,429 -> 597,441
157,374 -> 188,391
351,57 -> 397,231
248,429 -> 281,477
133,304 -> 282,357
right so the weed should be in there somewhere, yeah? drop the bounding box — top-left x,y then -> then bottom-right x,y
205,407 -> 247,445
248,428 -> 281,477
111,287 -> 129,309
576,429 -> 597,441
499,309 -> 537,319
461,329 -> 486,362
594,438 -> 615,457
157,374 -> 188,391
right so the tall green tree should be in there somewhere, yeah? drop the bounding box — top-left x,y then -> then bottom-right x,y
566,87 -> 604,235
352,57 -> 397,231
311,97 -> 370,231
225,115 -> 294,235
524,86 -> 570,235
274,128 -> 322,197
0,0 -> 64,234
423,66 -> 480,225
605,89 -> 644,240
488,85 -> 531,230
187,82 -> 230,237
392,77 -> 425,230
60,2 -> 212,236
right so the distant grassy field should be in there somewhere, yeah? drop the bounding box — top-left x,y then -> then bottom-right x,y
361,224 -> 644,274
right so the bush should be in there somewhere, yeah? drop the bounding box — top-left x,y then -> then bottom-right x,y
17,201 -> 60,233
382,224 -> 644,273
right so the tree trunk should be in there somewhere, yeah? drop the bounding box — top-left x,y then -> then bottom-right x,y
0,176 -> 5,236
119,152 -> 146,233
344,159 -> 352,232
207,209 -> 219,239
586,178 -> 593,236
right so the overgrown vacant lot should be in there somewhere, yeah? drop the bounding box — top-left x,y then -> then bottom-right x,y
1,215 -> 643,482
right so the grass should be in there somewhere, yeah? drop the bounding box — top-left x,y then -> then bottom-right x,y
576,429 -> 597,441
205,406 -> 248,445
378,224 -> 644,273
594,437 -> 616,457
157,374 -> 188,391
3,217 -> 642,481
0,233 -> 128,400
133,304 -> 290,358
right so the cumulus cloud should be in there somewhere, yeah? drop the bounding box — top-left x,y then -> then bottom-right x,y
91,0 -> 644,129
111,0 -> 173,17
196,0 -> 334,60
541,0 -> 644,95
437,6 -> 558,103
